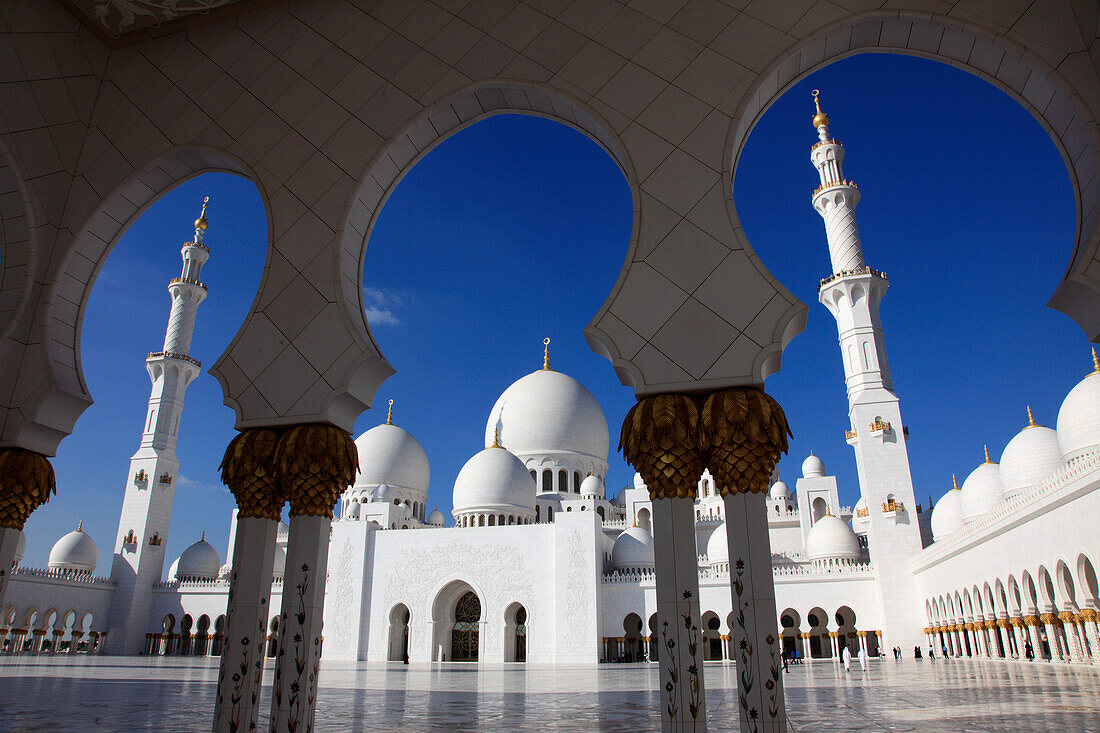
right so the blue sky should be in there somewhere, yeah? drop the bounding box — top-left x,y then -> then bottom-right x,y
21,53 -> 1089,576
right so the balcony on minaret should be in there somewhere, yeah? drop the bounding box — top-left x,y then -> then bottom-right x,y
868,418 -> 892,438
169,276 -> 207,291
818,266 -> 887,291
845,428 -> 858,445
134,469 -> 148,487
147,351 -> 201,368
881,498 -> 905,520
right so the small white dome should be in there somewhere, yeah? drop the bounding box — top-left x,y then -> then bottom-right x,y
852,496 -> 869,528
485,368 -> 609,460
272,544 -> 286,579
611,525 -> 655,571
14,530 -> 26,565
806,515 -> 861,561
374,482 -> 398,503
930,485 -> 963,541
768,480 -> 791,500
344,500 -> 361,519
706,524 -> 728,565
452,446 -> 537,517
174,537 -> 221,580
633,472 -> 647,491
1000,418 -> 1063,500
352,422 -> 430,495
48,525 -> 97,573
802,453 -> 825,478
960,457 -> 1005,524
1056,365 -> 1100,462
428,508 -> 445,526
580,474 -> 603,496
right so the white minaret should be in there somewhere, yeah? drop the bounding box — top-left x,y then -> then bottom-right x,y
105,198 -> 211,654
809,93 -> 925,650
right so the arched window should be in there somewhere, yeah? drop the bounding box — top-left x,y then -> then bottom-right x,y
559,470 -> 567,492
547,507 -> 554,522
451,592 -> 480,662
530,470 -> 536,482
574,471 -> 581,492
597,506 -> 605,519
542,469 -> 552,493
535,505 -> 540,522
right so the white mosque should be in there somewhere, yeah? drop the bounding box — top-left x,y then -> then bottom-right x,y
2,100 -> 1099,670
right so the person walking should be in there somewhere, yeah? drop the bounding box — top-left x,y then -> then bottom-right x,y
842,644 -> 852,671
1025,640 -> 1034,661
928,643 -> 935,661
858,647 -> 868,672
782,650 -> 789,672
914,646 -> 922,660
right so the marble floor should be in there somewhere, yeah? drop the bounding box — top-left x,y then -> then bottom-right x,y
0,656 -> 1097,732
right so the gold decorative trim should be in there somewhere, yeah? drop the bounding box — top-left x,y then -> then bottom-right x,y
700,388 -> 791,496
220,428 -> 284,521
276,424 -> 358,518
0,448 -> 56,530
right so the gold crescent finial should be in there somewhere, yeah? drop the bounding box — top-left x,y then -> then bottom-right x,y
952,474 -> 959,491
387,398 -> 394,425
194,196 -> 209,232
542,337 -> 551,371
1026,405 -> 1036,427
983,445 -> 990,463
77,520 -> 83,532
491,426 -> 501,448
812,90 -> 828,128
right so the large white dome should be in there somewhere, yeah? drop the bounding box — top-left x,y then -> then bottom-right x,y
706,524 -> 728,565
960,455 -> 1004,524
768,480 -> 791,500
1056,364 -> 1100,462
352,422 -> 430,495
802,453 -> 825,478
580,474 -> 603,497
611,525 -> 655,571
1000,415 -> 1063,500
452,445 -> 537,517
806,515 -> 861,561
930,483 -> 963,541
48,524 -> 97,573
485,369 -> 609,460
174,537 -> 221,580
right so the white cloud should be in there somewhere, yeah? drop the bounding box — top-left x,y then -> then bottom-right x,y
177,473 -> 228,494
362,286 -> 402,326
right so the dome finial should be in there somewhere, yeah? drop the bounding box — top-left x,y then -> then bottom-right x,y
983,445 -> 991,463
200,530 -> 206,542
812,89 -> 829,129
542,337 -> 551,371
386,398 -> 394,425
1026,405 -> 1036,427
951,474 -> 959,491
77,520 -> 83,532
193,196 -> 209,242
491,426 -> 502,448
1093,347 -> 1099,374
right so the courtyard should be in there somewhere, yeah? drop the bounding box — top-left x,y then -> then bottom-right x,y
0,656 -> 1095,732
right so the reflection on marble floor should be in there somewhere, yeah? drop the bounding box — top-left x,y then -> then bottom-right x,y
0,656 -> 1097,732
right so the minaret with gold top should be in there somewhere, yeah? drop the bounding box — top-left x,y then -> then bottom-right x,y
809,94 -> 926,650
106,198 -> 212,654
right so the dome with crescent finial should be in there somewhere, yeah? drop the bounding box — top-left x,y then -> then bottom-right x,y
812,90 -> 829,128
1000,407 -> 1063,500
612,525 -> 655,571
1056,349 -> 1100,462
484,339 -> 609,462
802,453 -> 825,478
452,436 -> 537,520
350,400 -> 430,499
173,535 -> 220,581
48,522 -> 97,574
806,515 -> 860,561
931,476 -> 964,541
960,447 -> 1005,524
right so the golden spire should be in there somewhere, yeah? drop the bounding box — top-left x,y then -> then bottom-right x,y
386,398 -> 394,425
812,89 -> 829,129
542,337 -> 551,371
491,427 -> 502,448
201,530 -> 206,542
193,196 -> 209,242
1092,347 -> 1099,374
951,474 -> 959,491
1026,405 -> 1036,428
77,520 -> 83,532
983,445 -> 991,464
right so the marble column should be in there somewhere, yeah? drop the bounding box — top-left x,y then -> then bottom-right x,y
857,632 -> 868,656
652,497 -> 707,732
1012,619 -> 1028,658
213,429 -> 284,733
268,424 -> 357,733
1024,616 -> 1043,659
723,491 -> 785,731
1079,610 -> 1099,661
1058,612 -> 1083,662
1041,615 -> 1062,660
620,394 -> 709,733
0,449 -> 56,613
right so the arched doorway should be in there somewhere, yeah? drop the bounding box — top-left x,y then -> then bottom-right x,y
504,603 -> 527,663
807,607 -> 829,658
779,608 -> 802,658
388,604 -> 410,663
451,592 -> 481,662
623,613 -> 643,663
